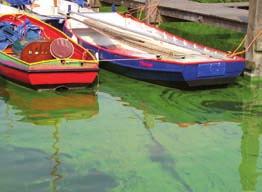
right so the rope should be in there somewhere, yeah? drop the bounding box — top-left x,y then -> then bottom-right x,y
119,2 -> 159,16
122,5 -> 144,14
138,6 -> 145,20
141,1 -> 160,22
229,30 -> 262,57
228,34 -> 246,56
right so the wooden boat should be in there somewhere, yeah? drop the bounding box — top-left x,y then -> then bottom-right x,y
0,13 -> 98,90
64,12 -> 245,87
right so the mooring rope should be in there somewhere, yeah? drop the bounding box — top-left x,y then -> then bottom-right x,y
228,30 -> 262,57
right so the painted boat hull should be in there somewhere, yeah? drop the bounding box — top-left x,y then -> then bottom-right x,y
0,63 -> 98,90
0,14 -> 99,90
64,26 -> 245,87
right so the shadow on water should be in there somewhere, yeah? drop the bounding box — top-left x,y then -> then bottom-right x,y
0,78 -> 118,191
130,107 -> 193,191
49,123 -> 118,192
146,120 -> 193,191
0,124 -> 118,192
100,70 -> 262,191
99,70 -> 261,125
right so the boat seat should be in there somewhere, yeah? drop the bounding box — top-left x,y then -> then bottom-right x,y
20,40 -> 54,63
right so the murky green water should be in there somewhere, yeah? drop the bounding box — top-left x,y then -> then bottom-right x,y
0,70 -> 261,192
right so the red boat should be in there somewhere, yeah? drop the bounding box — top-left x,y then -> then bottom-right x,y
0,14 -> 98,90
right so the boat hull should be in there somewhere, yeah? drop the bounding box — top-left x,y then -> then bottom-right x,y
100,61 -> 238,87
0,63 -> 98,90
64,26 -> 244,87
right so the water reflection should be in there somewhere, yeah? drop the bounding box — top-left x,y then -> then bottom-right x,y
100,70 -> 262,190
100,70 -> 251,126
50,123 -> 62,192
0,78 -> 100,191
0,78 -> 99,125
239,82 -> 262,192
197,81 -> 262,191
1,71 -> 262,191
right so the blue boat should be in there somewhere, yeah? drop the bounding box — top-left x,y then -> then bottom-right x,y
64,12 -> 245,87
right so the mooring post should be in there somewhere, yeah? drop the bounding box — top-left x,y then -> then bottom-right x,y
246,0 -> 262,76
89,0 -> 101,12
145,0 -> 161,25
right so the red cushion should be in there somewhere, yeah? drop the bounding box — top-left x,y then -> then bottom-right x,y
50,38 -> 74,59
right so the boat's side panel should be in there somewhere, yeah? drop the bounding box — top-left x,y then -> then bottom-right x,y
28,71 -> 98,85
78,36 -> 243,85
0,53 -> 30,84
0,51 -> 98,88
0,63 -> 98,88
183,61 -> 245,81
0,64 -> 31,84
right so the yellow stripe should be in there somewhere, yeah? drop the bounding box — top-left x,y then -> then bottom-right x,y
30,58 -> 97,65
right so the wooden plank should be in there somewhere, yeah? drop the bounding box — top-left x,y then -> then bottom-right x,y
100,0 -> 248,32
245,0 -> 262,76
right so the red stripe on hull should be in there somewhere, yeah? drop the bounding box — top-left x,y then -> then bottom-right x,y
0,65 -> 98,88
0,65 -> 30,84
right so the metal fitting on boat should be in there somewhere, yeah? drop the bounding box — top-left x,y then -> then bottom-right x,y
156,54 -> 162,59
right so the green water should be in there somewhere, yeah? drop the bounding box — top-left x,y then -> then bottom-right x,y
0,70 -> 261,192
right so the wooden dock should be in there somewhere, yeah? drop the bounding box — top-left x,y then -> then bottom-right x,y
100,0 -> 248,32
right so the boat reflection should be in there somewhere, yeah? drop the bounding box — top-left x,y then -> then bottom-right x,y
100,71 -> 262,190
50,123 -> 62,192
100,70 -> 260,126
239,82 -> 262,192
0,78 -> 99,125
0,77 -> 99,191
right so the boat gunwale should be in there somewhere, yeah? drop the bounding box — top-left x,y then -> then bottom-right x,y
0,61 -> 99,73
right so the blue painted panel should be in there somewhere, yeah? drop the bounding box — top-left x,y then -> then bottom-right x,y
197,62 -> 226,77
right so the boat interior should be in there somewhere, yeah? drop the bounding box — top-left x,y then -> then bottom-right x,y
0,14 -> 93,64
68,13 -> 239,63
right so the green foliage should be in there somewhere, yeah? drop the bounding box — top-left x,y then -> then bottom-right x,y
100,5 -> 127,13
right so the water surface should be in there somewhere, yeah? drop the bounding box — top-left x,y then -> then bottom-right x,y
0,70 -> 261,192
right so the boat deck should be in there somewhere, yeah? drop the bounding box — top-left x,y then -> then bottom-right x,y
72,26 -> 225,63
